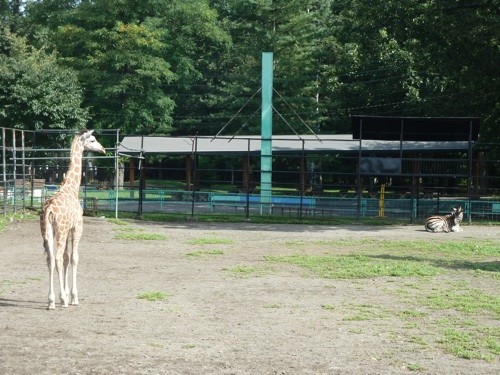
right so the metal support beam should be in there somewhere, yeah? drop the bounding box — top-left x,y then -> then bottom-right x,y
260,52 -> 273,214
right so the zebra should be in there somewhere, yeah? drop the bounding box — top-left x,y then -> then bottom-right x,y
425,207 -> 464,233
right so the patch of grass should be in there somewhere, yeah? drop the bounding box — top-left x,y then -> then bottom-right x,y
321,304 -> 335,310
369,240 -> 500,265
137,291 -> 170,301
342,304 -> 386,321
186,249 -> 224,258
0,217 -> 7,233
406,362 -> 425,372
439,328 -> 495,361
348,328 -> 363,334
0,211 -> 38,233
316,238 -> 373,247
224,265 -> 262,278
343,311 -> 373,321
0,279 -> 16,286
398,309 -> 428,318
265,254 -> 441,279
186,237 -> 234,245
108,218 -> 129,226
115,232 -> 166,241
0,276 -> 42,286
486,337 -> 500,355
409,335 -> 428,347
100,211 -> 402,225
423,288 -> 500,316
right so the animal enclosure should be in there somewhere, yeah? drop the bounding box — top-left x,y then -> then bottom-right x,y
1,126 -> 499,222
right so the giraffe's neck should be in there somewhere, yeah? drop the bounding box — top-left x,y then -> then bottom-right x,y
60,137 -> 84,196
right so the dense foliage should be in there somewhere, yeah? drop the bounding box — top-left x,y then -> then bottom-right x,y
0,0 -> 497,142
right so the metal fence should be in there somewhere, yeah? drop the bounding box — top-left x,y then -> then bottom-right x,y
2,127 -> 499,223
69,188 -> 500,222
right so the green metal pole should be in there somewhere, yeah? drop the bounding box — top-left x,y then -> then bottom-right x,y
261,52 -> 273,214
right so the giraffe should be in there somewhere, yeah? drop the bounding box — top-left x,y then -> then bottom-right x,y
40,129 -> 106,310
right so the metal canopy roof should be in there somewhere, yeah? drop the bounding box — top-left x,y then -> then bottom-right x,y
118,134 -> 471,156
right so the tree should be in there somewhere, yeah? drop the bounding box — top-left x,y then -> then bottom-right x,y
27,0 -> 177,135
0,27 -> 88,131
210,0 -> 326,136
160,0 -> 231,136
0,1 -> 26,32
25,0 -> 231,136
308,0 -> 499,139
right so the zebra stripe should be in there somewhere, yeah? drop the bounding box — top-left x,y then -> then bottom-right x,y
425,207 -> 463,233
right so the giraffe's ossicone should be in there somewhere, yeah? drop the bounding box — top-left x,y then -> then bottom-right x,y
40,129 -> 106,310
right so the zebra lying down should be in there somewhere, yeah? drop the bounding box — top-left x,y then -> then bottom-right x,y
425,207 -> 463,233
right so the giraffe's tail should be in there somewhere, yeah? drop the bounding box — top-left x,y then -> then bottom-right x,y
40,209 -> 54,256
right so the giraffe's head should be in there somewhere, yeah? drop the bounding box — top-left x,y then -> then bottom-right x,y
79,129 -> 106,154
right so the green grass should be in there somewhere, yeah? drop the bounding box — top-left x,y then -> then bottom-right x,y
186,237 -> 234,245
265,237 -> 500,363
265,253 -> 441,279
0,276 -> 43,296
398,309 -> 428,318
186,249 -> 225,258
115,232 -> 167,241
408,335 -> 429,347
272,238 -> 500,279
224,265 -> 264,278
107,218 -> 129,226
314,238 -> 500,258
342,304 -> 387,321
321,304 -> 335,310
439,328 -> 497,361
137,291 -> 170,301
406,362 -> 425,372
423,288 -> 500,316
0,217 -> 7,233
98,210 -> 404,225
0,211 -> 39,233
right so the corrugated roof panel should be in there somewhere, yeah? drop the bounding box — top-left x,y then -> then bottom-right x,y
118,135 -> 470,155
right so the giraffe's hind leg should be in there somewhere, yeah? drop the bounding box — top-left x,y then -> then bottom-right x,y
55,233 -> 69,308
70,224 -> 83,305
45,241 -> 56,310
63,240 -> 71,303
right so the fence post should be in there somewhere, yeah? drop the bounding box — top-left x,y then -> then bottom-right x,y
465,200 -> 471,224
378,184 -> 385,217
12,129 -> 17,213
1,128 -> 6,215
412,199 -> 417,223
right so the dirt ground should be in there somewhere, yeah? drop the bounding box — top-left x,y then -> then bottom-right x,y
0,216 -> 498,375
